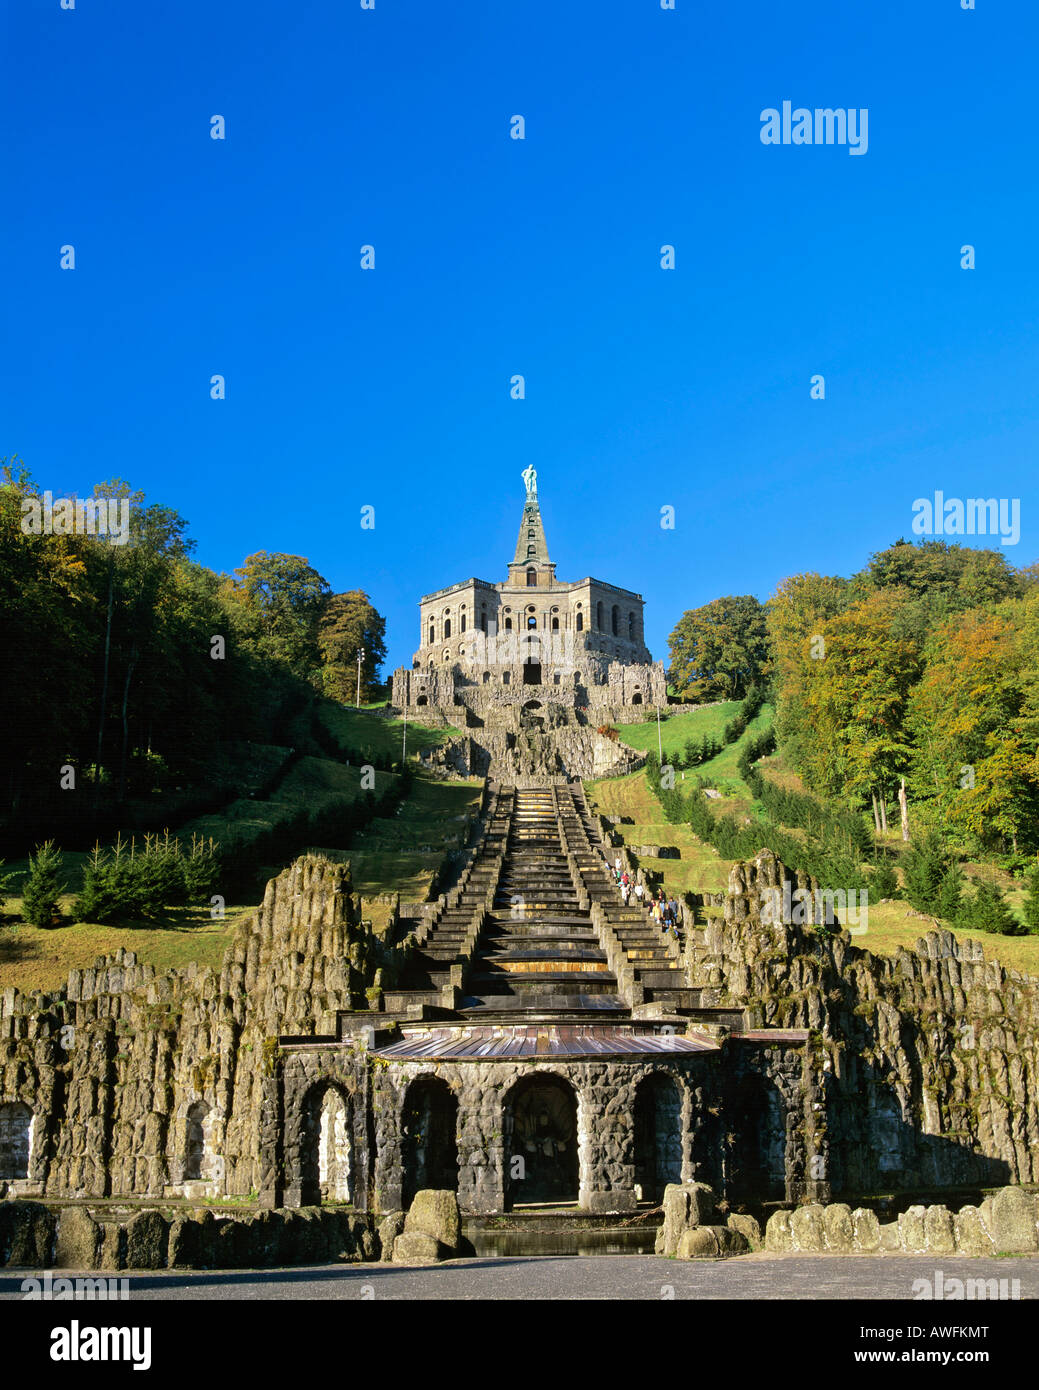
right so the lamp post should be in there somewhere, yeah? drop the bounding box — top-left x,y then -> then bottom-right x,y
356,646 -> 365,708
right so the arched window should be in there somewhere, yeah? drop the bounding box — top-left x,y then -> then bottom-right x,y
596,601 -> 603,631
461,613 -> 466,633
482,671 -> 491,684
481,609 -> 487,633
628,612 -> 635,640
428,622 -> 434,645
611,605 -> 619,636
505,617 -> 513,630
576,611 -> 584,632
444,618 -> 451,639
527,616 -> 537,629
443,649 -> 450,662
526,568 -> 537,586
503,671 -> 511,685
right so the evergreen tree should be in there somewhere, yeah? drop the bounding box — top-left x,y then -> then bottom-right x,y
935,863 -> 966,923
21,841 -> 66,928
901,832 -> 950,914
962,879 -> 1027,935
869,860 -> 899,901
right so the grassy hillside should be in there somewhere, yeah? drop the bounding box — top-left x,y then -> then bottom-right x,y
587,754 -> 1039,976
316,703 -> 447,762
0,764 -> 486,991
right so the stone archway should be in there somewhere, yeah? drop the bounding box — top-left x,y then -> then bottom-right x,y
402,1077 -> 459,1206
633,1074 -> 682,1202
301,1083 -> 353,1205
0,1101 -> 32,1180
504,1075 -> 579,1207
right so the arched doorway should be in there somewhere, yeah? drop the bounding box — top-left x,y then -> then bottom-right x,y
0,1101 -> 31,1180
504,1076 -> 579,1207
729,1074 -> 781,1203
633,1074 -> 682,1202
402,1078 -> 458,1206
302,1083 -> 353,1205
631,692 -> 643,706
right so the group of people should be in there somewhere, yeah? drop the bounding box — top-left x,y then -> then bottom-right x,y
610,856 -> 682,939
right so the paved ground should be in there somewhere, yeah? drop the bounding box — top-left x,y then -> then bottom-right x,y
3,1253 -> 1036,1300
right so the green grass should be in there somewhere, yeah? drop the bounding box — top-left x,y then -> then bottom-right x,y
346,775 -> 483,930
585,769 -> 733,895
615,703 -> 774,805
0,903 -> 247,995
316,702 -> 447,762
614,702 -> 742,758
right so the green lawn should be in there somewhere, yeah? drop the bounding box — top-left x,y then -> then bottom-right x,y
614,702 -> 742,759
0,903 -> 248,996
316,702 -> 447,762
346,775 -> 483,931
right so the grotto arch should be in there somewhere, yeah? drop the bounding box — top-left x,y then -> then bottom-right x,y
728,1073 -> 785,1204
633,1072 -> 683,1203
503,1073 -> 579,1208
401,1076 -> 459,1206
301,1082 -> 354,1205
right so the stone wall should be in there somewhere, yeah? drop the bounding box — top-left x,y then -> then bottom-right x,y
688,849 -> 1039,1194
420,708 -> 645,782
0,1199 -> 379,1270
0,857 -> 406,1202
764,1186 -> 1039,1257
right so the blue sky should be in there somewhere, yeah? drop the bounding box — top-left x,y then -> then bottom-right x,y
3,0 -> 1036,675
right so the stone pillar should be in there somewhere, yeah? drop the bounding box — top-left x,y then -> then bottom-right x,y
257,1064 -> 284,1210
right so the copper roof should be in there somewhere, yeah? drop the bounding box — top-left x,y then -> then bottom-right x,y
371,1024 -> 721,1061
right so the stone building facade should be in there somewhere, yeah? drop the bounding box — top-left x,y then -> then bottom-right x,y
391,472 -> 667,724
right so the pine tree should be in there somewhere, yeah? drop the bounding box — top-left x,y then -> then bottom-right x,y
962,879 -> 1026,935
869,860 -> 899,901
901,833 -> 949,914
21,841 -> 66,928
935,863 -> 966,923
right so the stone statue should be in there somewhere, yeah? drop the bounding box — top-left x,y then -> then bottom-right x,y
522,465 -> 537,496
